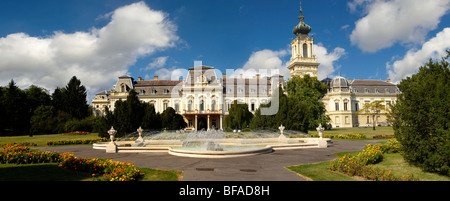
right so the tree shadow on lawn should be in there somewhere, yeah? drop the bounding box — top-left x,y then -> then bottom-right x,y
0,163 -> 92,181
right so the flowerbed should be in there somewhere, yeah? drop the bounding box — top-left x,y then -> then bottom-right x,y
0,144 -> 61,164
61,131 -> 91,135
0,144 -> 141,181
47,138 -> 108,146
329,139 -> 418,181
59,153 -> 141,181
310,133 -> 366,139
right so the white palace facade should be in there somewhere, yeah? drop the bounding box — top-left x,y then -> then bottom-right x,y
92,3 -> 399,129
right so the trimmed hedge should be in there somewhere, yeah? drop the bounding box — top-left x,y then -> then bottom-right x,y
47,138 -> 108,146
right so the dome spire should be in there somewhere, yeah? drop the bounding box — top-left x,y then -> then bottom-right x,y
299,1 -> 304,22
293,1 -> 311,36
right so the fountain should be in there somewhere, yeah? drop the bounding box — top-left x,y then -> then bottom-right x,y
93,125 -> 330,158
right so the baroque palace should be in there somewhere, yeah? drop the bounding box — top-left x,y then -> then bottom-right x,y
92,4 -> 399,130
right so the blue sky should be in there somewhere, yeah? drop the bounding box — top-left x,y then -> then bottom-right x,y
0,0 -> 449,99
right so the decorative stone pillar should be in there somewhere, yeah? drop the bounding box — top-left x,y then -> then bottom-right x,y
106,126 -> 117,153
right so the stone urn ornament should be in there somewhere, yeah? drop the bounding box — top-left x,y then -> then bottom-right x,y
108,126 -> 117,144
137,126 -> 144,141
278,124 -> 287,142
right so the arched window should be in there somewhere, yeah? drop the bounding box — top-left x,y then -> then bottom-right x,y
303,43 -> 308,58
211,100 -> 216,111
188,100 -> 193,111
200,100 -> 204,111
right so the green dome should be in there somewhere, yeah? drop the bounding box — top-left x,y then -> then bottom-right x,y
293,2 -> 311,36
293,21 -> 311,36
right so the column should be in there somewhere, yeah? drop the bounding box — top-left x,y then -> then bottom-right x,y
207,115 -> 210,130
220,114 -> 223,130
195,115 -> 198,130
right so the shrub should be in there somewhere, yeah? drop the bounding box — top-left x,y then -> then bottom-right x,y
46,138 -> 108,146
0,144 -> 141,181
390,57 -> 450,176
329,139 -> 418,181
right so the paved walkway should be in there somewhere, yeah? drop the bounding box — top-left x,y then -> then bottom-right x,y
35,140 -> 381,181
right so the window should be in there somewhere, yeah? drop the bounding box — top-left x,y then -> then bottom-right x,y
375,88 -> 379,93
211,100 -> 216,111
385,88 -> 390,93
345,116 -> 349,124
163,103 -> 168,111
139,89 -> 145,95
335,116 -> 340,124
164,89 -> 169,94
344,102 -> 348,111
335,102 -> 339,111
226,102 -> 230,111
200,100 -> 204,111
175,103 -> 179,112
188,100 -> 192,111
151,89 -> 157,94
188,120 -> 193,127
365,88 -> 369,93
251,102 -> 255,111
238,88 -> 244,93
303,43 -> 308,58
355,103 -> 359,111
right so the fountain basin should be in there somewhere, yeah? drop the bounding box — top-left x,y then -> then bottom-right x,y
93,137 -> 330,157
168,145 -> 273,158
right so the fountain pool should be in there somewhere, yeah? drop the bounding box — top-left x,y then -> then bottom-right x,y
93,126 -> 330,158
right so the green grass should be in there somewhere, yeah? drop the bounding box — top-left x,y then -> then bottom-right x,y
0,163 -> 93,181
309,126 -> 395,139
287,161 -> 357,181
371,153 -> 450,181
288,150 -> 450,181
0,133 -> 101,147
139,168 -> 183,181
0,163 -> 183,181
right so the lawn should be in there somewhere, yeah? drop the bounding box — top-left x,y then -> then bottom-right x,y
308,126 -> 395,138
0,133 -> 101,147
288,151 -> 450,181
0,133 -> 184,181
0,163 -> 183,181
371,153 -> 450,181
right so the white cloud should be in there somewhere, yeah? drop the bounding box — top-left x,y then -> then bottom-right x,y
154,68 -> 188,80
314,44 -> 347,80
142,56 -> 169,70
238,49 -> 290,78
0,1 -> 178,100
232,44 -> 345,81
349,0 -> 450,52
387,27 -> 450,83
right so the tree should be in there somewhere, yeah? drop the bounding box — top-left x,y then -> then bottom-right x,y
160,107 -> 186,130
225,100 -> 253,130
357,100 -> 386,130
286,75 -> 329,132
390,56 -> 450,176
142,104 -> 161,130
2,80 -> 29,134
63,76 -> 89,120
31,105 -> 57,134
